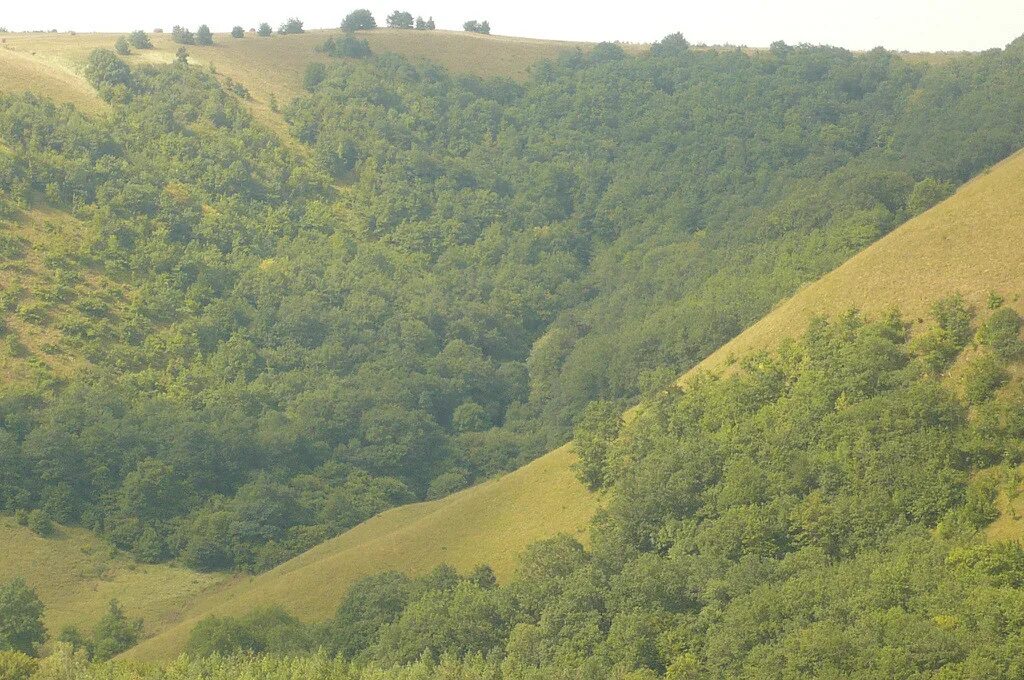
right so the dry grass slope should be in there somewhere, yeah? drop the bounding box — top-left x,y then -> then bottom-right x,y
126,443 -> 597,659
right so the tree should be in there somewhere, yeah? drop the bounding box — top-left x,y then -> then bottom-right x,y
196,24 -> 213,45
113,36 -> 131,55
342,9 -> 377,32
171,25 -> 194,45
257,22 -> 273,37
175,47 -> 189,64
463,20 -> 490,34
91,600 -> 142,661
279,18 -> 304,35
387,10 -> 414,29
128,30 -> 152,49
0,579 -> 46,656
231,26 -> 245,38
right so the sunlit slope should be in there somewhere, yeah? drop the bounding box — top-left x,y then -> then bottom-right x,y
0,28 -> 605,115
0,517 -> 229,641
681,149 -> 1024,382
128,443 -> 596,660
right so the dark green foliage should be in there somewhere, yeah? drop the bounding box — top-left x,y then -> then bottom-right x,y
319,35 -> 372,59
91,600 -> 142,661
387,11 -> 414,29
171,25 -> 194,45
977,307 -> 1024,360
415,17 -> 436,30
175,47 -> 189,65
231,26 -> 245,39
0,579 -> 46,656
303,63 -> 326,91
257,23 -> 273,37
196,25 -> 213,46
128,31 -> 152,49
113,37 -> 130,56
279,18 -> 304,35
963,352 -> 1009,404
462,20 -> 490,34
573,400 -> 622,490
908,176 -> 954,213
26,509 -> 53,537
187,607 -> 312,656
341,10 -> 376,32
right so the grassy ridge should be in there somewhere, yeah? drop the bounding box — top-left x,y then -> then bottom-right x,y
125,443 -> 597,659
0,28 -> 609,122
679,148 -> 1024,383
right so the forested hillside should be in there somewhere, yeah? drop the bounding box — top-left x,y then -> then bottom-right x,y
4,31 -> 1024,583
35,299 -> 1024,677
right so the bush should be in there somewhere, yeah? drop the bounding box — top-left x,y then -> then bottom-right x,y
257,22 -> 273,37
303,63 -> 326,92
128,30 -> 152,49
279,18 -> 304,35
963,353 -> 1009,404
0,650 -> 37,680
91,600 -> 142,661
0,579 -> 46,655
196,25 -> 213,46
231,26 -> 245,38
387,11 -> 414,29
113,36 -> 131,55
463,20 -> 491,34
26,510 -> 53,537
977,307 -> 1024,360
171,25 -> 194,45
341,9 -> 376,32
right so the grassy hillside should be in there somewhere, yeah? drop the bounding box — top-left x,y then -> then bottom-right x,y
0,28 -> 608,123
0,517 -> 228,641
0,206 -> 130,386
124,443 -> 596,659
679,148 -> 1024,383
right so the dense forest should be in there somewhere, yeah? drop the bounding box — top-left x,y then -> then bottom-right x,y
10,298 -> 1024,677
3,33 -> 1024,580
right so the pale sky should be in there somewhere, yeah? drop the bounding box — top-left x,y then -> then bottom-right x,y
3,1 -> 1023,52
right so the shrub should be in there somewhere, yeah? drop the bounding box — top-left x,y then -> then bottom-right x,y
977,307 -> 1024,360
128,30 -> 152,49
303,63 -> 326,92
463,20 -> 491,34
963,353 -> 1009,404
231,26 -> 244,38
387,11 -> 414,29
171,25 -> 194,45
113,36 -> 130,55
0,650 -> 37,680
257,22 -> 273,37
26,510 -> 54,537
341,9 -> 376,32
279,18 -> 304,35
196,25 -> 213,46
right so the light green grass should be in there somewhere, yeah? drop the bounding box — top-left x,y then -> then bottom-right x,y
0,517 -> 229,643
